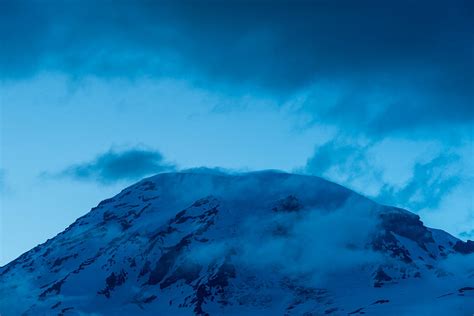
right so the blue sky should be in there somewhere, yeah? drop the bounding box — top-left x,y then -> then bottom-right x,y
1,0 -> 473,265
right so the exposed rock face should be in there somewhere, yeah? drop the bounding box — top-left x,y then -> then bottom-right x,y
1,171 -> 473,315
453,240 -> 474,254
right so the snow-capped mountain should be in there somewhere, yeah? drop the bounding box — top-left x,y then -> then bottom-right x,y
1,170 -> 473,315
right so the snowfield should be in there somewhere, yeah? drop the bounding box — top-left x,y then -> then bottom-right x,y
1,170 -> 473,315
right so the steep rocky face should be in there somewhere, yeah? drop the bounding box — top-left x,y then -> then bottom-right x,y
1,171 -> 473,315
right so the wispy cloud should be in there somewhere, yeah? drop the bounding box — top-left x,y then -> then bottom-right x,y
378,153 -> 461,210
305,139 -> 462,212
46,147 -> 175,184
185,190 -> 381,286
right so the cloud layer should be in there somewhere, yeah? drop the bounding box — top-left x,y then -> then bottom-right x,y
2,0 -> 473,134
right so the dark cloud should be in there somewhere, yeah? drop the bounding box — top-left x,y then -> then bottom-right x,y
1,0 -> 473,134
53,148 -> 175,184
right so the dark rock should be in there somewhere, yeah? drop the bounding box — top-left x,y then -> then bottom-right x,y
58,307 -> 74,316
459,287 -> 474,293
141,181 -> 157,191
98,270 -> 128,298
39,277 -> 67,299
143,295 -> 157,303
103,211 -> 118,222
379,209 -> 434,247
192,197 -> 211,207
160,261 -> 202,289
51,254 -> 78,268
372,231 -> 412,263
272,195 -> 303,212
191,258 -> 236,315
120,219 -> 132,230
453,240 -> 474,254
147,237 -> 191,285
349,307 -> 365,314
373,268 -> 392,288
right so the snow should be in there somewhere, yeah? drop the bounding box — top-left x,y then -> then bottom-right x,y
1,171 -> 473,315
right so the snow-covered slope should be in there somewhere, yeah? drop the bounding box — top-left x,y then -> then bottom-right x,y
1,170 -> 473,315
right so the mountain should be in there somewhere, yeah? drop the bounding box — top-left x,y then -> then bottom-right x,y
1,170 -> 473,315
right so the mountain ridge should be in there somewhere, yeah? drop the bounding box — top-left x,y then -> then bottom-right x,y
1,170 -> 473,315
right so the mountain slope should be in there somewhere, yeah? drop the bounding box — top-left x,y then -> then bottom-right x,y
1,170 -> 473,315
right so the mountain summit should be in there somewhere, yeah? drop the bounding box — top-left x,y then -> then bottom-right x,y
1,171 -> 473,315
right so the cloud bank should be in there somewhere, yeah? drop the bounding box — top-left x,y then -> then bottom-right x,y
1,0 -> 472,134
